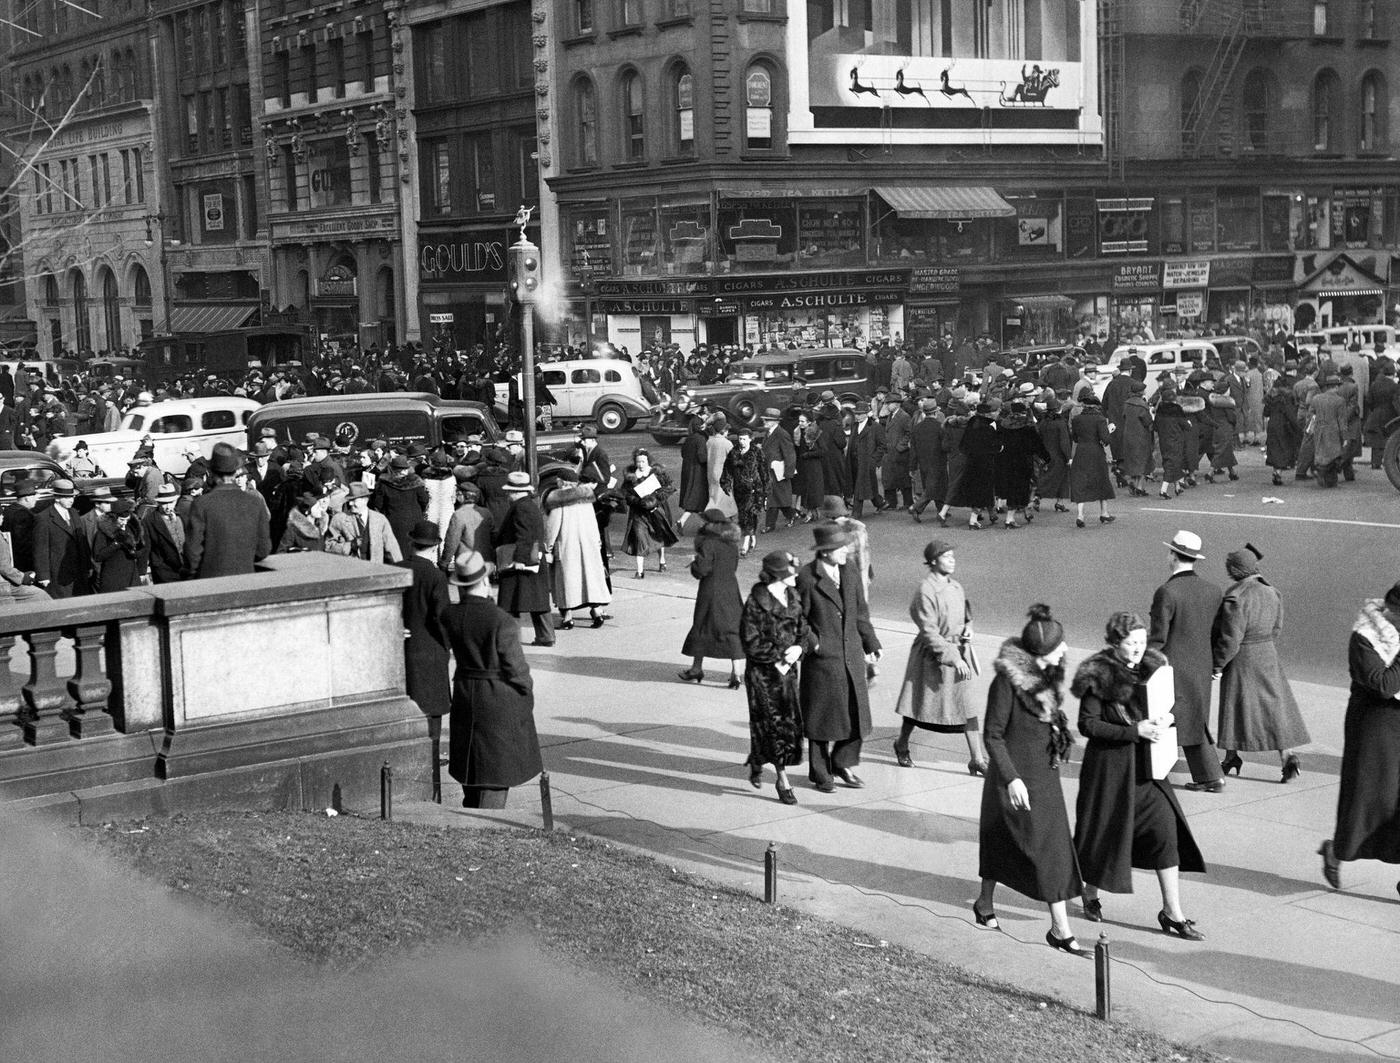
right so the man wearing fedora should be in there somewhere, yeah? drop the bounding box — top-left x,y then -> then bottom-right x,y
185,444 -> 273,579
327,483 -> 402,563
797,522 -> 882,792
33,479 -> 92,597
496,471 -> 555,646
846,401 -> 887,519
77,486 -> 116,556
444,550 -> 544,808
759,407 -> 798,533
399,520 -> 451,741
2,480 -> 40,577
143,483 -> 187,583
1149,531 -> 1226,792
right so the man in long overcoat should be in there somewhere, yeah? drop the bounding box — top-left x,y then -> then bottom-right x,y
1149,530 -> 1225,791
33,479 -> 91,597
880,398 -> 915,512
797,522 -> 881,792
909,395 -> 947,519
443,551 -> 543,808
846,402 -> 886,518
759,407 -> 798,532
1308,374 -> 1350,487
184,445 -> 272,579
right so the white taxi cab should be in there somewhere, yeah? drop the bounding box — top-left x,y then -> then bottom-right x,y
52,396 -> 260,475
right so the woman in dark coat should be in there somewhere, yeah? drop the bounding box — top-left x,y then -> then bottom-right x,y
1153,388 -> 1191,498
1072,611 -> 1207,939
1068,393 -> 1115,526
725,426 -> 769,555
974,604 -> 1088,956
91,499 -> 150,592
933,407 -> 970,526
276,489 -> 327,553
793,411 -> 825,519
496,473 -> 555,647
1264,378 -> 1302,486
740,549 -> 812,804
1119,380 -> 1155,495
443,551 -> 543,808
622,447 -> 679,578
1319,583 -> 1400,892
1212,544 -> 1310,781
992,401 -> 1047,529
679,509 -> 744,687
946,403 -> 1001,529
676,415 -> 709,521
1035,398 -> 1073,513
908,397 -> 947,520
816,408 -> 850,501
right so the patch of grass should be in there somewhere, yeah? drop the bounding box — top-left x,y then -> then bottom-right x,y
88,812 -> 1215,1063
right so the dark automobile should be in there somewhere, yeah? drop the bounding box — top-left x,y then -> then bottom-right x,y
0,451 -> 126,506
647,347 -> 872,444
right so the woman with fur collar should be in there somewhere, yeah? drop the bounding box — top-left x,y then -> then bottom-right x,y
1319,584 -> 1400,894
974,604 -> 1088,956
1072,612 -> 1207,940
542,467 -> 612,630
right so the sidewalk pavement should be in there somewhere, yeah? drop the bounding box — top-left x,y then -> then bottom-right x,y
402,577 -> 1400,1063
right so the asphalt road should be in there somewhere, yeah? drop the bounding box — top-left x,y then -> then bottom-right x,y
612,427 -> 1396,688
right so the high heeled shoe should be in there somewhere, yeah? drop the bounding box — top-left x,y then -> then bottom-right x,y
1220,751 -> 1243,776
590,613 -> 606,629
967,758 -> 988,777
557,619 -> 575,631
1053,502 -> 1070,512
776,783 -> 797,805
1272,471 -> 1284,486
1281,754 -> 1302,783
1075,517 -> 1086,529
727,674 -> 742,690
968,519 -> 983,530
633,571 -> 645,580
972,902 -> 1000,930
658,561 -> 668,572
1157,911 -> 1205,941
1099,514 -> 1115,525
677,668 -> 704,683
893,741 -> 914,768
937,513 -> 950,527
1046,929 -> 1091,956
1318,839 -> 1341,889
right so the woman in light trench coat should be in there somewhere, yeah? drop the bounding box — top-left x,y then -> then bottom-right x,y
893,539 -> 988,775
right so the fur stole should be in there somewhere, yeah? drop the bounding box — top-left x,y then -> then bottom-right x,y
1070,647 -> 1167,705
542,483 -> 595,512
1354,600 -> 1400,682
994,638 -> 1074,765
697,520 -> 742,545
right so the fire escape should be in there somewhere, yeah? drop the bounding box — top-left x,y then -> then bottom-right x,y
1179,1 -> 1266,157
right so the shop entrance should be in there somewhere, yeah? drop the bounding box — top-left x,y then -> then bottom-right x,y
702,315 -> 738,347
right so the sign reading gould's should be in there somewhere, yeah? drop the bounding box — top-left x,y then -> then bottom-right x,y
418,231 -> 511,284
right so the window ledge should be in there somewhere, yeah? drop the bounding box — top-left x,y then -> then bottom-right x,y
1357,149 -> 1393,159
656,15 -> 694,29
611,160 -> 649,170
736,11 -> 787,23
739,149 -> 789,160
1357,37 -> 1391,46
562,32 -> 599,47
564,164 -> 602,174
607,25 -> 644,39
660,153 -> 697,164
1311,150 -> 1346,159
1309,34 -> 1344,45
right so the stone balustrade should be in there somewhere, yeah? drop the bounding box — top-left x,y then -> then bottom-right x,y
0,553 -> 427,819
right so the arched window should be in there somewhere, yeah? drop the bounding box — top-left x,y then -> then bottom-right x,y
43,273 -> 60,306
1313,69 -> 1339,151
55,0 -> 68,34
92,55 -> 106,105
60,65 -> 73,111
125,48 -> 139,97
744,64 -> 774,150
1360,71 -> 1386,151
78,60 -> 91,111
1242,69 -> 1272,151
573,78 -> 597,167
671,65 -> 694,155
621,70 -> 644,161
111,51 -> 124,101
48,67 -> 61,114
100,268 -> 120,351
131,265 -> 151,307
71,270 -> 91,352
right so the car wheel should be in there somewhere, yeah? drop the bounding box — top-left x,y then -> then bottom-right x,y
836,392 -> 862,406
1384,430 -> 1400,491
732,398 -> 758,425
596,403 -> 626,434
624,419 -> 638,432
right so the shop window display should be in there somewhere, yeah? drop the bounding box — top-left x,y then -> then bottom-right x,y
659,201 -> 714,275
998,196 -> 1064,260
872,216 -> 992,264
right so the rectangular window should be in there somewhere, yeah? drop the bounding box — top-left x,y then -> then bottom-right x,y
101,153 -> 112,205
88,155 -> 101,206
236,86 -> 253,146
303,44 -> 318,104
214,2 -> 228,66
194,7 -> 209,67
199,91 -> 214,152
278,51 -> 292,107
621,0 -> 640,24
33,169 -> 42,215
330,37 -> 345,98
517,130 -> 539,206
741,0 -> 772,11
177,13 -> 195,72
422,23 -> 448,102
120,152 -> 132,203
59,160 -> 70,210
365,132 -> 381,203
41,163 -> 53,214
507,3 -> 533,89
283,145 -> 297,210
467,132 -> 496,212
358,30 -> 374,91
186,96 -> 199,153
230,0 -> 246,62
427,140 -> 452,215
467,13 -> 491,98
132,147 -> 144,202
218,88 -> 231,148
242,173 -> 257,238
576,0 -> 593,33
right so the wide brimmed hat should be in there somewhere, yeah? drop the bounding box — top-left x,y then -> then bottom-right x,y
812,522 -> 851,552
1164,529 -> 1205,560
50,479 -> 76,498
408,519 -> 442,547
346,482 -> 371,500
389,454 -> 412,470
87,486 -> 114,502
449,550 -> 491,587
209,445 -> 242,475
818,495 -> 848,519
503,471 -> 534,494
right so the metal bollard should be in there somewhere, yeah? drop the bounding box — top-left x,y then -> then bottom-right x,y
539,771 -> 554,831
1095,932 -> 1111,1020
430,734 -> 442,805
380,761 -> 393,821
764,842 -> 778,904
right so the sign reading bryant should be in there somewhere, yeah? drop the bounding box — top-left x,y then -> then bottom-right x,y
788,0 -> 1101,147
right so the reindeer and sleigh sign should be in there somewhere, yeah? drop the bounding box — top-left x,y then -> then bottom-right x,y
812,56 -> 1082,112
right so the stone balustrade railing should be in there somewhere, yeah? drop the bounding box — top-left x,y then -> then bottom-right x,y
0,553 -> 426,818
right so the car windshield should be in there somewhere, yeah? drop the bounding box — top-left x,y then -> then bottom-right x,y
728,362 -> 765,383
763,365 -> 794,385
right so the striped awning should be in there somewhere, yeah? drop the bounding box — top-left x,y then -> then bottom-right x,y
170,304 -> 258,333
1318,288 -> 1384,298
874,186 -> 1015,220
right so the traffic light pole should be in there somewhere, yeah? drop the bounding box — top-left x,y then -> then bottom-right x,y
507,227 -> 541,485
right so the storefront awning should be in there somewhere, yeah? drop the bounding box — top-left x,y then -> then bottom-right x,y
1008,294 -> 1073,311
170,304 -> 258,333
1318,288 -> 1384,298
874,186 -> 1015,220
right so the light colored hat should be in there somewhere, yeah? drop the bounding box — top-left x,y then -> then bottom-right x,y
1164,530 -> 1205,560
449,550 -> 490,587
503,471 -> 534,494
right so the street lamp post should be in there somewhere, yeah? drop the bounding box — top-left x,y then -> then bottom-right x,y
507,218 -> 542,483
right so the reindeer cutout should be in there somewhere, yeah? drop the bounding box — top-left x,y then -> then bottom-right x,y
939,67 -> 974,104
849,65 -> 880,98
894,68 -> 929,104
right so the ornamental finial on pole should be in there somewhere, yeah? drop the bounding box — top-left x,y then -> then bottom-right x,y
513,204 -> 535,242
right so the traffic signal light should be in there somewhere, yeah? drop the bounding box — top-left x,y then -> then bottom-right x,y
508,238 -> 541,305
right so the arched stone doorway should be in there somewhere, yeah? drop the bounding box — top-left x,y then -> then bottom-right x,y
70,269 -> 90,352
99,266 -> 121,352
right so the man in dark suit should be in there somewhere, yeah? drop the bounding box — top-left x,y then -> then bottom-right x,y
845,402 -> 887,518
143,483 -> 186,583
32,479 -> 91,597
759,407 -> 798,532
2,480 -> 40,573
796,522 -> 881,792
398,520 -> 451,758
184,444 -> 272,578
1149,530 -> 1226,792
246,441 -> 284,510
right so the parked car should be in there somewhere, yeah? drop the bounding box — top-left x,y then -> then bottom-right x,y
1090,339 -> 1220,400
0,451 -> 125,504
51,396 -> 260,476
493,357 -> 657,434
1203,335 -> 1265,365
1296,325 -> 1398,361
647,347 -> 872,444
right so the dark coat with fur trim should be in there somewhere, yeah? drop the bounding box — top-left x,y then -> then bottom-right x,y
979,639 -> 1083,904
1071,648 -> 1206,893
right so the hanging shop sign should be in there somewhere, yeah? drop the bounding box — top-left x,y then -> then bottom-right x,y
908,266 -> 960,294
1112,262 -> 1159,293
1162,260 -> 1211,289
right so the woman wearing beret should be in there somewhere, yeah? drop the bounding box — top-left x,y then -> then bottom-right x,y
1073,612 -> 1207,939
740,550 -> 812,804
1212,544 -> 1310,782
679,507 -> 744,687
1319,582 -> 1400,894
975,604 -> 1087,955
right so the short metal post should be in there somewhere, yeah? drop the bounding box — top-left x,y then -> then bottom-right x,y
430,728 -> 442,805
380,761 -> 393,821
1095,932 -> 1111,1020
539,770 -> 554,831
764,842 -> 778,904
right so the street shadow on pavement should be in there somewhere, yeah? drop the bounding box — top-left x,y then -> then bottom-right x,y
527,654 -> 665,683
538,732 -> 750,797
1203,860 -> 1338,898
1208,1035 -> 1391,1063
